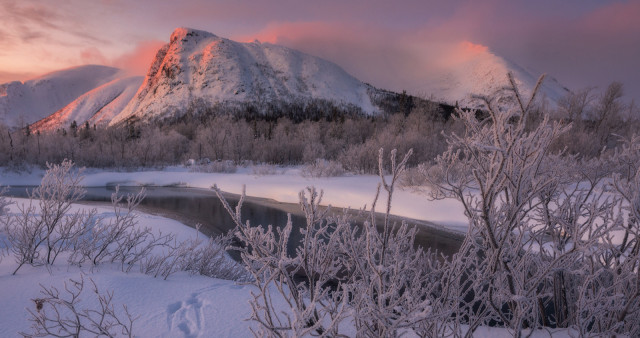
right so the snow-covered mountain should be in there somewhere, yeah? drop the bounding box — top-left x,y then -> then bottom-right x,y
0,65 -> 124,128
32,76 -> 143,131
0,29 -> 572,130
110,28 -> 377,125
417,42 -> 569,108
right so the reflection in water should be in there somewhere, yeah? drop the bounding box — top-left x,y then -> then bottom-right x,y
4,186 -> 462,258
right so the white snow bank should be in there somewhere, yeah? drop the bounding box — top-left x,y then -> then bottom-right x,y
0,198 -> 258,337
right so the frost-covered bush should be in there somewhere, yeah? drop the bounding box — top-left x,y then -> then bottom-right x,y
425,73 -> 640,337
68,187 -> 174,272
398,162 -> 431,189
4,160 -> 97,274
214,74 -> 640,337
0,186 -> 11,217
66,186 -> 248,281
300,158 -> 345,178
215,148 -> 438,337
1,160 -> 248,283
214,184 -> 350,336
139,228 -> 249,281
22,276 -> 136,337
0,186 -> 12,260
176,234 -> 249,281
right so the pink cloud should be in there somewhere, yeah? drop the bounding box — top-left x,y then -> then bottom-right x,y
580,1 -> 640,35
240,22 -> 417,91
238,1 -> 639,99
239,21 -> 499,95
112,40 -> 166,76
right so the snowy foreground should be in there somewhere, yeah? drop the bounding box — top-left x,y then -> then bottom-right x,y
0,166 -> 577,337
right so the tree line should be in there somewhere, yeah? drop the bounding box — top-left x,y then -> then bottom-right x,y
0,81 -> 636,173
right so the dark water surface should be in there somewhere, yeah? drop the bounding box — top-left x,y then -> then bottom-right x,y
5,186 -> 463,257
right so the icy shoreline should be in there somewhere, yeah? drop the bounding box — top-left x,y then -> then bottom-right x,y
0,165 -> 469,233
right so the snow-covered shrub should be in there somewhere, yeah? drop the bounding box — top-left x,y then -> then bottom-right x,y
4,160 -> 97,274
337,141 -> 381,174
338,149 -> 446,336
69,187 -> 174,272
214,148 -> 441,337
300,158 -> 345,178
177,234 -> 249,281
21,276 -> 136,337
140,229 -> 249,281
214,184 -> 352,336
0,186 -> 12,217
3,161 -> 247,283
0,186 -> 12,260
66,187 -> 248,281
398,162 -> 431,189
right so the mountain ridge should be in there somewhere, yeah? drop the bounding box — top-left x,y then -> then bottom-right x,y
0,28 -> 571,130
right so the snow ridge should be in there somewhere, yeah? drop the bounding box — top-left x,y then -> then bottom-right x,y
32,76 -> 143,131
0,65 -> 123,128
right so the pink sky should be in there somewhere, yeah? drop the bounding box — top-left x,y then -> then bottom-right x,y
0,0 -> 638,102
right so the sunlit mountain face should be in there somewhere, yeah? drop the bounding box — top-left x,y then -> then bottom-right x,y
109,27 -> 378,125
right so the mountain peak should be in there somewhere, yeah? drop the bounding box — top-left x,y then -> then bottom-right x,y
416,41 -> 569,107
169,27 -> 217,44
